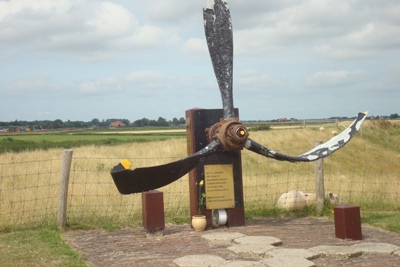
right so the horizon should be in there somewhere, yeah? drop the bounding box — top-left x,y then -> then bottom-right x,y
3,111 -> 399,126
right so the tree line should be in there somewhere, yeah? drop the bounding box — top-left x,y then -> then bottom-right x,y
0,117 -> 186,129
1,113 -> 398,130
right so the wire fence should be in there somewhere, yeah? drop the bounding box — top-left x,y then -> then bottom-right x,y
1,146 -> 399,231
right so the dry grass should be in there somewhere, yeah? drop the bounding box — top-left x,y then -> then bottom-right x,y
1,120 -> 399,230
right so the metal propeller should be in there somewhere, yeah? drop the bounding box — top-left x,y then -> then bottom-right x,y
111,0 -> 367,194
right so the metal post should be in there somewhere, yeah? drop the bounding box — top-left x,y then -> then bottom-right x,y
142,190 -> 165,237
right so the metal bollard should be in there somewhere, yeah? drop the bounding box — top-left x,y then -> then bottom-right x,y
334,204 -> 362,240
142,190 -> 165,237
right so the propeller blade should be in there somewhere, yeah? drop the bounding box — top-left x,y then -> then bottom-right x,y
204,0 -> 234,118
110,140 -> 221,194
245,112 -> 368,162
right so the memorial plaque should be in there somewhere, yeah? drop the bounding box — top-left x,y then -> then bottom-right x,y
204,164 -> 235,209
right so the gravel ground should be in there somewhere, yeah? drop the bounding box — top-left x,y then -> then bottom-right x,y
64,217 -> 400,267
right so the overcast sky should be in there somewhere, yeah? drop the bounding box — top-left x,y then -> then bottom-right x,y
1,0 -> 399,122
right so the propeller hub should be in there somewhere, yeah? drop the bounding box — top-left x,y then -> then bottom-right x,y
206,118 -> 249,151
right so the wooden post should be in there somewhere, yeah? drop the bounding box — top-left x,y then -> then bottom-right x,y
57,149 -> 73,229
186,108 -> 245,228
314,140 -> 324,212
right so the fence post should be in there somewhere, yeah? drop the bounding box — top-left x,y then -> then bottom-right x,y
314,140 -> 324,212
57,149 -> 73,229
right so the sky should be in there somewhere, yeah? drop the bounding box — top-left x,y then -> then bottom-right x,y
1,0 -> 399,122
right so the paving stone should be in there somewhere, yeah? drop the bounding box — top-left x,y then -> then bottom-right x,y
308,245 -> 362,259
266,248 -> 319,260
201,232 -> 246,243
172,254 -> 226,267
261,256 -> 316,267
351,242 -> 400,255
65,217 -> 400,267
233,236 -> 282,246
227,243 -> 276,257
219,260 -> 267,267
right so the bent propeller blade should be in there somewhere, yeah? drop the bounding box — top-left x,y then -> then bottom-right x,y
245,112 -> 368,162
204,0 -> 234,119
111,140 -> 221,194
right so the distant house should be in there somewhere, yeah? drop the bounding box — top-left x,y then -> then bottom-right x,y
277,118 -> 287,122
109,121 -> 126,127
9,126 -> 30,132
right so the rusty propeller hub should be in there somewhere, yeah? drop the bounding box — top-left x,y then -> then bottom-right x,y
205,118 -> 249,151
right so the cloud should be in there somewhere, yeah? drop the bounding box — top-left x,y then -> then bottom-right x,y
305,70 -> 367,89
0,0 -> 180,60
7,74 -> 60,97
314,23 -> 400,59
138,0 -> 198,23
1,0 -> 399,121
182,38 -> 207,54
79,77 -> 122,95
232,0 -> 400,58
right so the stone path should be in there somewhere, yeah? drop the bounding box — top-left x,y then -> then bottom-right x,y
64,217 -> 400,267
173,232 -> 400,267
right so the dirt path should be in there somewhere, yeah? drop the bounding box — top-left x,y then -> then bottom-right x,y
64,217 -> 400,267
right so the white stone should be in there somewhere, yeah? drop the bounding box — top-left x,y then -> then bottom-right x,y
201,232 -> 246,243
308,245 -> 362,259
233,236 -> 282,246
261,257 -> 316,267
219,260 -> 266,267
173,254 -> 226,267
227,243 -> 276,257
351,242 -> 400,254
393,249 -> 400,257
266,248 -> 319,260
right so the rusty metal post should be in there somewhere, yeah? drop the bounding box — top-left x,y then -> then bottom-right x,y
334,204 -> 362,240
142,190 -> 165,236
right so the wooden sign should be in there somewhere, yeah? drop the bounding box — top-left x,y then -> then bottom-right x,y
204,164 -> 235,209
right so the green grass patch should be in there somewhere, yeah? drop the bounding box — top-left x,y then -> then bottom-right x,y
361,211 -> 400,233
249,125 -> 271,132
0,227 -> 87,267
0,132 -> 185,153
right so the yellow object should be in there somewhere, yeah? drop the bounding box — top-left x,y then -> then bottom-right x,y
121,159 -> 132,169
204,164 -> 235,210
192,215 -> 207,232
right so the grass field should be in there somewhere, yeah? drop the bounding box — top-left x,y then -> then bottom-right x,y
0,130 -> 185,153
0,119 -> 399,266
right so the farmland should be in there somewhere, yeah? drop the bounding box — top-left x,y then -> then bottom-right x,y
0,129 -> 185,153
1,119 -> 399,226
0,118 -> 345,153
1,118 -> 399,266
